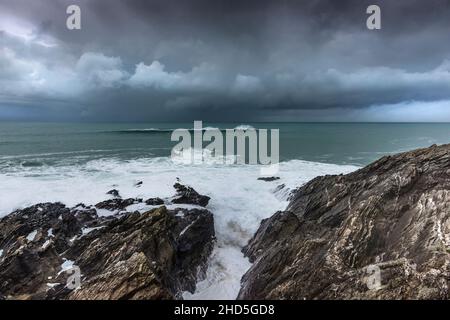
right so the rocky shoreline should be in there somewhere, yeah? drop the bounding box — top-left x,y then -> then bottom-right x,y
1,144 -> 450,299
239,144 -> 450,299
0,183 -> 215,299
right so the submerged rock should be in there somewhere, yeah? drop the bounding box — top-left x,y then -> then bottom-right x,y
239,144 -> 450,300
172,183 -> 210,207
0,202 -> 215,300
257,177 -> 280,182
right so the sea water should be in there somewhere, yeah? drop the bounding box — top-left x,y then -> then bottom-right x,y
1,122 -> 450,298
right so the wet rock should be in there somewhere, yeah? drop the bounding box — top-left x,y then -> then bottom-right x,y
172,183 -> 210,207
71,204 -> 98,225
95,198 -> 142,211
0,203 -> 85,298
0,202 -> 215,300
257,177 -> 280,182
106,189 -> 120,198
239,144 -> 450,300
145,198 -> 164,206
171,208 -> 215,293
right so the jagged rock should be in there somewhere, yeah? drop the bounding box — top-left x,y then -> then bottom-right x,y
171,208 -> 216,293
0,202 -> 215,300
239,144 -> 450,300
145,198 -> 164,206
106,189 -> 120,198
71,204 -> 99,225
0,203 -> 88,298
172,183 -> 210,207
257,177 -> 280,182
95,198 -> 142,211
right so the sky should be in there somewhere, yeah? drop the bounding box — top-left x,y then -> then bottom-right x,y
1,0 -> 450,122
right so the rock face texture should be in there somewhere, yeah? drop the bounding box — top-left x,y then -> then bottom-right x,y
172,183 -> 210,207
0,184 -> 215,300
239,144 -> 450,299
95,198 -> 143,211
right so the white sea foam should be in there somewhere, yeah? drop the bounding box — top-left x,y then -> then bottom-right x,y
234,124 -> 255,130
0,156 -> 358,299
120,127 -> 220,133
123,128 -> 162,132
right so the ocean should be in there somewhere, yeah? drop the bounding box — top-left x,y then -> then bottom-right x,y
1,122 -> 450,299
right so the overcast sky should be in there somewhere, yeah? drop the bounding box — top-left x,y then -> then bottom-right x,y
1,0 -> 450,122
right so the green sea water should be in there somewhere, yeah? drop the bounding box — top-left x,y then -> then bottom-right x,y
1,122 -> 450,169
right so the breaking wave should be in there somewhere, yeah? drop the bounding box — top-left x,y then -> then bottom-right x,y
0,156 -> 358,299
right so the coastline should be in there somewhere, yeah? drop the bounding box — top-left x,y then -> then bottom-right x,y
2,143 -> 450,299
0,158 -> 357,299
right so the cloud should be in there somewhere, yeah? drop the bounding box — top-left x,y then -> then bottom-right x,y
276,61 -> 450,108
128,61 -> 220,91
349,100 -> 450,122
2,0 -> 450,121
3,42 -> 450,120
232,74 -> 263,93
0,46 -> 56,97
76,52 -> 128,88
0,45 -> 77,99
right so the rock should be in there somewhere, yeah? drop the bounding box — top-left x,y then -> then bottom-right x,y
171,208 -> 216,293
257,177 -> 280,182
0,203 -> 87,298
135,181 -> 143,187
0,203 -> 215,300
106,189 -> 120,198
239,144 -> 450,300
95,198 -> 142,211
145,198 -> 164,206
71,204 -> 98,225
172,183 -> 210,207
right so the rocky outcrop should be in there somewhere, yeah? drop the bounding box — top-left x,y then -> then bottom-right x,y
0,185 -> 215,300
172,183 -> 210,207
145,198 -> 165,206
95,198 -> 142,211
239,144 -> 450,300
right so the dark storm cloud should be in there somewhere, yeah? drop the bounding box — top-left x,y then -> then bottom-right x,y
1,0 -> 450,121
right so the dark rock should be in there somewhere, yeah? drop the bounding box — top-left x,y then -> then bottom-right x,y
239,144 -> 450,300
95,198 -> 142,211
171,208 -> 215,293
135,181 -> 143,187
106,189 -> 120,198
71,204 -> 98,225
0,203 -> 88,298
145,198 -> 164,206
172,183 -> 210,207
257,177 -> 280,182
0,203 -> 215,300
